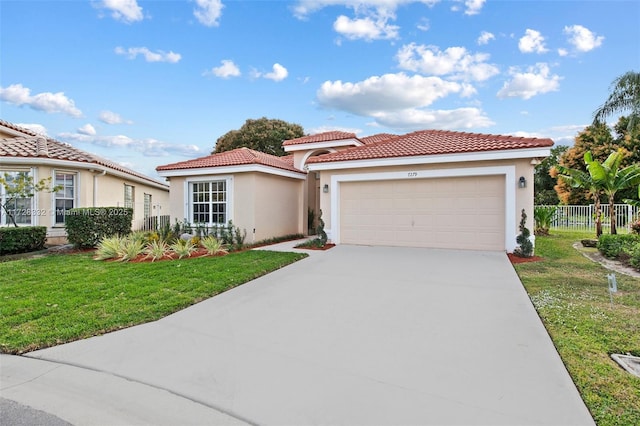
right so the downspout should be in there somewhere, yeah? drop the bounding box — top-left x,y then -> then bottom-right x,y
92,169 -> 107,207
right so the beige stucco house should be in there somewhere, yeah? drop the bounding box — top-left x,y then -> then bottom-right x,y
157,129 -> 552,252
0,120 -> 169,244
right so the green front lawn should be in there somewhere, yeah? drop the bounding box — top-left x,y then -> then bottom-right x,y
515,230 -> 640,426
0,250 -> 307,354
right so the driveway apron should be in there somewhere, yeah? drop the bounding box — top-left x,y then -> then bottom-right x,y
23,245 -> 594,425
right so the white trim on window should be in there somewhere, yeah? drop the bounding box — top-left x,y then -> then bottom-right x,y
328,166 -> 517,252
52,170 -> 78,226
0,168 -> 38,226
184,175 -> 234,225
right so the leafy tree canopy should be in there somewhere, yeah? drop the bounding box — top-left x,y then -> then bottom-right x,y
553,116 -> 640,204
212,117 -> 305,157
534,145 -> 567,205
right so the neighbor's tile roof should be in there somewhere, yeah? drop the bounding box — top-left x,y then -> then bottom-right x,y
156,147 -> 304,174
0,119 -> 40,137
306,130 -> 554,164
282,131 -> 358,146
0,135 -> 168,187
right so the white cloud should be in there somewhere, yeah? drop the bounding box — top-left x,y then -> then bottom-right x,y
114,46 -> 181,63
451,0 -> 486,15
557,48 -> 568,57
292,1 -> 440,19
59,132 -> 202,158
17,123 -> 48,136
417,18 -> 430,31
373,107 -> 494,130
317,73 -> 465,115
193,0 -> 224,27
99,0 -> 143,23
563,24 -> 604,52
518,29 -> 548,54
333,15 -> 399,40
0,83 -> 82,117
263,63 -> 289,81
396,43 -> 499,82
292,1 -> 439,41
205,59 -> 241,78
78,124 -> 97,136
477,31 -> 495,45
99,110 -> 132,125
497,63 -> 561,100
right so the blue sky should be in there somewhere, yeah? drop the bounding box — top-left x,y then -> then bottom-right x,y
1,0 -> 638,179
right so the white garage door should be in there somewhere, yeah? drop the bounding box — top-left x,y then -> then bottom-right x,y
339,175 -> 505,251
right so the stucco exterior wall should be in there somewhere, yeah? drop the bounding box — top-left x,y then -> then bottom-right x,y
1,163 -> 168,244
315,158 -> 536,251
253,173 -> 303,242
164,172 -> 303,244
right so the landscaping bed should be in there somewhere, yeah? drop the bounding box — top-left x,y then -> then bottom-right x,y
514,230 -> 640,426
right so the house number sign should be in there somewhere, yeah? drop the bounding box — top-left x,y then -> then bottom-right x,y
407,172 -> 418,177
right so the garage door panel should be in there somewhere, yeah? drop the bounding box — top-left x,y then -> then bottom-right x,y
340,175 -> 505,251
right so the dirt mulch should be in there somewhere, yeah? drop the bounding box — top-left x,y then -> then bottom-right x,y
507,253 -> 544,264
295,243 -> 336,251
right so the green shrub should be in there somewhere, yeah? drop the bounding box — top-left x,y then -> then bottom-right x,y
95,236 -> 126,260
626,243 -> 640,270
119,238 -> 145,262
514,209 -> 533,258
316,209 -> 327,246
144,240 -> 170,262
0,226 -> 47,255
170,239 -> 197,259
533,206 -> 557,236
597,234 -> 640,259
201,236 -> 228,256
65,207 -> 133,248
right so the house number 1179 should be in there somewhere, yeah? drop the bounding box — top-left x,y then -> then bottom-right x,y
407,172 -> 418,177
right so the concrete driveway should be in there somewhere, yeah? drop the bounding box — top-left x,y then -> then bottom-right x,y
2,245 -> 594,425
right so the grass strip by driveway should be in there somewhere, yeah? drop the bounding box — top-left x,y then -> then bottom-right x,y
514,230 -> 640,426
0,250 -> 307,354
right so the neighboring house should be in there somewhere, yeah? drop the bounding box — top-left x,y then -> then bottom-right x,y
157,129 -> 553,252
0,120 -> 169,245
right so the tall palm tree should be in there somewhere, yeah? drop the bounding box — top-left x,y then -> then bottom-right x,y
593,71 -> 640,130
554,164 -> 603,237
584,149 -> 640,234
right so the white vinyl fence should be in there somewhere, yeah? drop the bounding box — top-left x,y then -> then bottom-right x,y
537,204 -> 640,232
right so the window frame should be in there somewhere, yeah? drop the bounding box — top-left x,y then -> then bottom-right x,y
143,193 -> 152,219
53,170 -> 77,226
0,169 -> 35,226
124,184 -> 135,210
185,176 -> 233,226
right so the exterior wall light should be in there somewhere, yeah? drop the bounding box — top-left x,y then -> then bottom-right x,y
323,184 -> 329,193
519,176 -> 527,188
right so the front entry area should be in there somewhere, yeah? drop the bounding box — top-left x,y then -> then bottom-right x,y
339,175 -> 506,250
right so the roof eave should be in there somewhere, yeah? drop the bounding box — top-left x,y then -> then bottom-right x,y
306,147 -> 552,171
157,163 -> 307,180
0,156 -> 169,190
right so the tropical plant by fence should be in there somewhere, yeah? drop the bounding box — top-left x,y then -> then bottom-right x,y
536,204 -> 640,232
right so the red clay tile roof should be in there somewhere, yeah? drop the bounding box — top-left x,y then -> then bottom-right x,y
306,130 -> 554,164
0,135 -> 168,187
0,119 -> 40,137
156,147 -> 304,174
359,133 -> 397,144
282,131 -> 358,146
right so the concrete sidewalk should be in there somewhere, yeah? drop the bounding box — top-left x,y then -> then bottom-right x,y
2,244 -> 594,425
